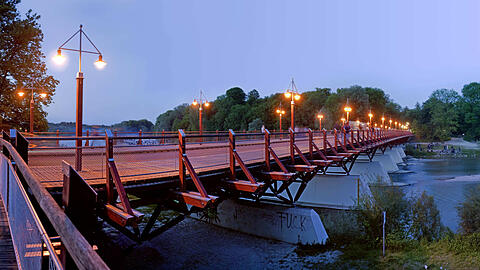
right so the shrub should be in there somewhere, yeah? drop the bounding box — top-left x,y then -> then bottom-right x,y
458,186 -> 480,234
410,192 -> 442,241
355,186 -> 410,245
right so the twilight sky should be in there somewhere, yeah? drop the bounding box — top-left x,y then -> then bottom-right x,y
19,0 -> 480,125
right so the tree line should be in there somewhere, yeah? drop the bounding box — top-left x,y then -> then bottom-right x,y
405,82 -> 480,142
154,85 -> 407,133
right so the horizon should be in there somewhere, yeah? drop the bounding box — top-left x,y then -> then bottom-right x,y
18,0 -> 480,125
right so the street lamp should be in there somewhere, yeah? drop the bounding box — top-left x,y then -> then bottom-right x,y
276,105 -> 286,131
192,90 -> 209,136
381,116 -> 385,129
344,105 -> 352,122
368,112 -> 373,126
53,25 -> 106,171
395,121 -> 398,129
284,78 -> 301,130
16,86 -> 48,133
317,113 -> 324,130
389,119 -> 392,129
341,117 -> 346,126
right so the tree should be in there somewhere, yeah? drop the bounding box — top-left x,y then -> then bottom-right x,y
458,186 -> 480,234
0,0 -> 58,131
461,83 -> 480,141
410,192 -> 442,241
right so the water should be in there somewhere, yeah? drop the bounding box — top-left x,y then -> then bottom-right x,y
391,158 -> 480,232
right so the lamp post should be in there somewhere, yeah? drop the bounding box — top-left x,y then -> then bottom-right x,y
276,105 -> 286,131
284,78 -> 301,130
368,112 -> 373,126
395,121 -> 398,129
389,119 -> 392,129
344,105 -> 352,123
317,114 -> 324,130
53,25 -> 107,171
192,90 -> 209,136
341,117 -> 346,126
381,116 -> 385,129
17,87 -> 47,133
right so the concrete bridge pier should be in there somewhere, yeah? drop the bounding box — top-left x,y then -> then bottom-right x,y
193,199 -> 329,245
384,147 -> 404,165
372,151 -> 400,173
396,146 -> 407,159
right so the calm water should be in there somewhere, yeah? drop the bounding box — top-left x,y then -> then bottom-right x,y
391,158 -> 480,232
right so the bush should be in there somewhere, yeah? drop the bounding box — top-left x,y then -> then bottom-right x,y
458,186 -> 480,234
410,192 -> 442,241
355,186 -> 410,245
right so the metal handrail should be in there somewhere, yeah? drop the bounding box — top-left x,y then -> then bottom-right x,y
1,157 -> 63,269
0,138 -> 109,270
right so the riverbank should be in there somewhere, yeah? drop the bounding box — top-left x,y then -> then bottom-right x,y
405,138 -> 480,158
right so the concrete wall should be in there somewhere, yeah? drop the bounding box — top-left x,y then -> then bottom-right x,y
287,175 -> 372,209
193,199 -> 329,245
372,152 -> 399,173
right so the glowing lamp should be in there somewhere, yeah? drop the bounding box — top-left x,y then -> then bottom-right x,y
294,94 -> 300,101
17,91 -> 25,97
204,102 -> 209,107
53,49 -> 66,65
192,100 -> 198,106
284,92 -> 291,98
40,93 -> 47,98
94,54 -> 107,69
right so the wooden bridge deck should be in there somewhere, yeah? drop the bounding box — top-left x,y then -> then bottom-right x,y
27,133 -> 408,189
29,136 -> 333,188
0,197 -> 17,269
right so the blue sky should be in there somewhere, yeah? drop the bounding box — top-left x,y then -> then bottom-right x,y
19,0 -> 480,125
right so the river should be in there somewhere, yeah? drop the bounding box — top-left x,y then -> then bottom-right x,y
391,157 -> 480,232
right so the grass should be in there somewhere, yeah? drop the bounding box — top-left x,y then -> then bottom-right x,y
294,208 -> 480,269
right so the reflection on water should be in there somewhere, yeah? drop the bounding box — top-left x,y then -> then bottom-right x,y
391,158 -> 480,232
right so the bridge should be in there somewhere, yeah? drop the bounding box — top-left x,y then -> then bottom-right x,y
0,127 -> 412,269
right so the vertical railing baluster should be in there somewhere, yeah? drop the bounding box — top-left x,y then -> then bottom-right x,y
264,129 -> 270,171
289,128 -> 295,163
105,130 -> 115,203
178,129 -> 186,191
308,129 -> 313,159
229,129 -> 235,180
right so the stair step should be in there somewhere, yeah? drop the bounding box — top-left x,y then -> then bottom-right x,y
309,160 -> 333,166
287,164 -> 317,172
224,180 -> 264,192
105,204 -> 135,227
262,171 -> 295,181
326,156 -> 346,161
174,191 -> 218,208
115,203 -> 144,222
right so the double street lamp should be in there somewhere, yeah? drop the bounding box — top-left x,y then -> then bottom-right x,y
284,78 -> 301,130
344,105 -> 352,122
316,114 -> 324,130
276,104 -> 286,131
17,87 -> 48,133
192,90 -> 210,136
53,25 -> 107,171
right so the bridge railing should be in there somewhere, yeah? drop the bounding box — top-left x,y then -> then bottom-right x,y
1,154 -> 63,269
21,128 -> 411,184
0,136 -> 109,269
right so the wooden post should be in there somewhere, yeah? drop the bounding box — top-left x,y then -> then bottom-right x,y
264,129 -> 271,171
85,130 -> 89,147
105,130 -> 115,203
289,128 -> 295,163
161,129 -> 165,144
178,129 -> 186,191
308,129 -> 313,158
56,129 -> 60,146
323,129 -> 327,150
343,127 -> 347,148
334,129 -> 338,151
229,129 -> 235,179
10,129 -> 28,164
138,129 -> 142,145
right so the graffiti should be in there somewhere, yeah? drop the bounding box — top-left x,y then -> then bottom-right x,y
277,212 -> 306,232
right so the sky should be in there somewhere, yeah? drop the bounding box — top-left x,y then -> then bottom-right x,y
18,0 -> 480,125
